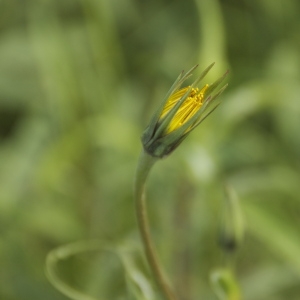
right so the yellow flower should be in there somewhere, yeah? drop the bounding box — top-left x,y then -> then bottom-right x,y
160,84 -> 209,134
141,63 -> 228,158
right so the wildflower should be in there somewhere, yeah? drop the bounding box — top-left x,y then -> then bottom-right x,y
141,63 -> 228,158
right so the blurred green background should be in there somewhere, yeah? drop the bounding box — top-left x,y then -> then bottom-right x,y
1,0 -> 300,299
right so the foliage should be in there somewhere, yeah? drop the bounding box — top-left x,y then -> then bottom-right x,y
0,0 -> 300,299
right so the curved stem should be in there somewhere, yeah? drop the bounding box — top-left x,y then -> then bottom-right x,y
134,150 -> 178,300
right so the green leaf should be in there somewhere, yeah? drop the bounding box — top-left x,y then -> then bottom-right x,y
210,269 -> 241,300
119,249 -> 155,300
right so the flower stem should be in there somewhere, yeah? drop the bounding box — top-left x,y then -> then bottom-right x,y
134,150 -> 178,300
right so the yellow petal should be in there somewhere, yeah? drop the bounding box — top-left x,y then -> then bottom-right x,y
163,84 -> 209,134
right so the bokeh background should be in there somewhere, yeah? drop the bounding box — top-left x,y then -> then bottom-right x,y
1,0 -> 300,299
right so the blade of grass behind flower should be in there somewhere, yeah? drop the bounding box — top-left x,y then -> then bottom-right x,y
244,202 -> 300,273
46,241 -> 103,300
210,269 -> 241,300
119,250 -> 155,300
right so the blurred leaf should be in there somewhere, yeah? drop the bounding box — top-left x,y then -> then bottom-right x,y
219,185 -> 244,253
46,240 -> 156,300
46,240 -> 105,300
210,268 -> 241,300
119,249 -> 155,300
244,203 -> 300,272
241,265 -> 300,300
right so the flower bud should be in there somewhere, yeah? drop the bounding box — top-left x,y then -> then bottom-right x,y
141,63 -> 228,158
219,185 -> 244,253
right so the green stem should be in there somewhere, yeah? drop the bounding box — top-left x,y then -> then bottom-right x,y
134,150 -> 178,300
